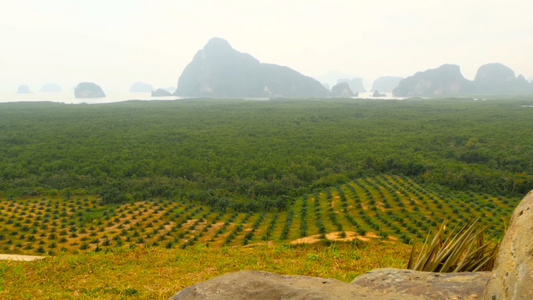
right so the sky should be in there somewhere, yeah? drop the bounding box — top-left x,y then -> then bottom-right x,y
1,0 -> 532,93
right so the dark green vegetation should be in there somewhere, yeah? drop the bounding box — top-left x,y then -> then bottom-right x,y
1,98 -> 532,202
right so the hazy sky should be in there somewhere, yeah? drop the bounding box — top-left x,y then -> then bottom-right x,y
1,0 -> 532,93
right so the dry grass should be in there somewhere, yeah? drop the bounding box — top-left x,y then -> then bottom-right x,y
0,240 -> 410,299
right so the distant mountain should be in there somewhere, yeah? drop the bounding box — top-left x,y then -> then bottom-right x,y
393,64 -> 473,97
474,63 -> 531,94
151,89 -> 172,97
16,85 -> 31,94
337,78 -> 366,93
74,82 -> 106,98
175,38 -> 330,98
130,82 -> 154,93
372,76 -> 403,92
372,90 -> 386,97
331,82 -> 356,97
161,86 -> 176,93
40,83 -> 62,93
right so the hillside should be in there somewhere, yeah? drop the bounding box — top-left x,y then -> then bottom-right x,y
0,175 -> 518,256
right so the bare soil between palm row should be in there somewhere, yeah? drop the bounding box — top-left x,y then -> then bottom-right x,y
0,254 -> 45,261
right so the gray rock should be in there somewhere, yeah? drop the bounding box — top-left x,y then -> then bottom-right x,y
168,270 -> 416,300
16,85 -> 31,94
352,268 -> 490,300
168,269 -> 490,300
331,82 -> 356,97
484,190 -> 533,300
74,82 -> 106,98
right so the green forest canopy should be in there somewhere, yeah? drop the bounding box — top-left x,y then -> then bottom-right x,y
1,98 -> 532,206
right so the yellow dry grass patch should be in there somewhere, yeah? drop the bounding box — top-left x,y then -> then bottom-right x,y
291,231 -> 382,244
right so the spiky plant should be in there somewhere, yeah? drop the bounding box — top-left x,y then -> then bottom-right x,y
407,218 -> 499,272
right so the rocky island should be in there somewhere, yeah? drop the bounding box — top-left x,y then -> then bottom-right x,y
174,38 -> 330,98
74,82 -> 106,98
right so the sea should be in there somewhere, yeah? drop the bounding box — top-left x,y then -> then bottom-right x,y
0,92 -> 399,104
0,92 -> 185,104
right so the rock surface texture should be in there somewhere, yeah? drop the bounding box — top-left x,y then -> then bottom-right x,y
168,269 -> 490,300
484,190 -> 533,300
352,268 -> 490,299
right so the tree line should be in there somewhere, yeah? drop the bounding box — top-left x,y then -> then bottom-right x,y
0,98 -> 532,207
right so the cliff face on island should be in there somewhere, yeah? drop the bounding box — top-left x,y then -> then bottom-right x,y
331,82 -> 356,97
392,64 -> 473,97
474,63 -> 531,94
174,38 -> 330,98
393,63 -> 532,97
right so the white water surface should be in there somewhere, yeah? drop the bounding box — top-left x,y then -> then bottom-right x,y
0,92 -> 404,105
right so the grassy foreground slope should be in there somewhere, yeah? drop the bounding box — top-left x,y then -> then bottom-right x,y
1,242 -> 409,299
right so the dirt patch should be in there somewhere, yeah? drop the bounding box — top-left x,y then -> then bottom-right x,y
0,254 -> 45,261
290,231 -> 381,245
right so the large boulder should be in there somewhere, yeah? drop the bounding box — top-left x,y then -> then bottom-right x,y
337,78 -> 366,93
393,64 -> 473,97
372,76 -> 404,93
40,83 -> 62,93
74,82 -> 106,98
331,82 -> 356,97
168,269 -> 489,300
352,268 -> 489,299
130,82 -> 154,93
474,63 -> 531,94
484,190 -> 533,300
16,85 -> 31,94
175,38 -> 330,98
